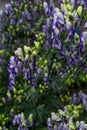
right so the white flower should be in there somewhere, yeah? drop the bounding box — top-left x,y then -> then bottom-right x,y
82,32 -> 87,39
51,112 -> 58,121
43,2 -> 49,14
65,19 -> 72,30
15,48 -> 23,59
84,21 -> 87,29
21,113 -> 25,122
10,56 -> 16,66
25,54 -> 29,60
0,10 -> 3,15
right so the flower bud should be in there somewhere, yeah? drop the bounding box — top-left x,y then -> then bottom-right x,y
0,126 -> 2,130
32,50 -> 37,56
24,45 -> 30,53
77,6 -> 82,16
28,114 -> 33,126
2,97 -> 6,104
34,41 -> 40,49
7,91 -> 11,98
66,4 -> 72,11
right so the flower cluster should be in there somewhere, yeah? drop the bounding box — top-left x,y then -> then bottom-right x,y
1,0 -> 45,52
43,0 -> 87,82
72,90 -> 87,110
7,31 -> 51,94
8,46 -> 36,92
1,0 -> 87,129
47,91 -> 87,130
12,112 -> 33,130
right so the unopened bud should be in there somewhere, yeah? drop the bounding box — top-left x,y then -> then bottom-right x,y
77,6 -> 82,16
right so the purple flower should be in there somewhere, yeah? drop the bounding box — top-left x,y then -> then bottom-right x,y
70,0 -> 75,6
43,2 -> 52,15
82,32 -> 87,40
77,0 -> 87,9
78,121 -> 85,130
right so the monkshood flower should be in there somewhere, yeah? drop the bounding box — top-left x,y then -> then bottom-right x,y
44,0 -> 82,38
8,45 -> 39,92
8,31 -> 46,92
1,0 -> 45,52
47,97 -> 86,130
43,2 -> 52,15
77,0 -> 87,10
8,48 -> 35,90
15,48 -> 23,60
43,0 -> 87,82
47,118 -> 52,130
4,4 -> 13,15
77,6 -> 83,16
0,9 -> 3,15
72,93 -> 77,104
78,121 -> 85,130
47,107 -> 71,129
76,121 -> 87,130
70,0 -> 75,7
82,32 -> 87,40
84,21 -> 87,29
12,113 -> 33,130
71,91 -> 87,110
8,56 -> 21,91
